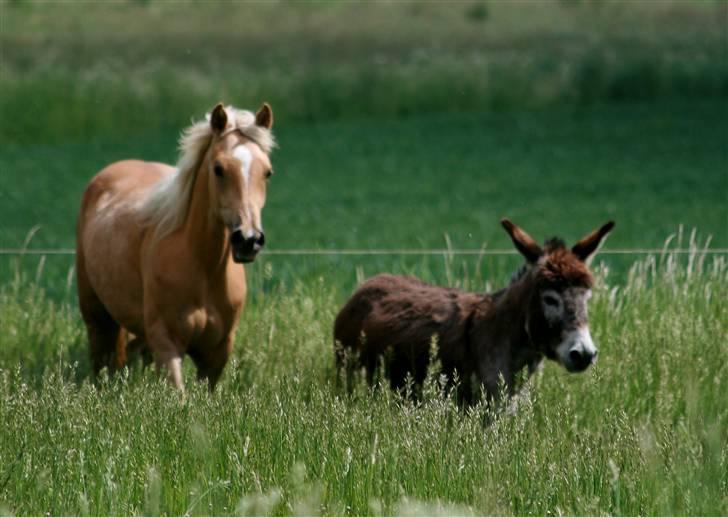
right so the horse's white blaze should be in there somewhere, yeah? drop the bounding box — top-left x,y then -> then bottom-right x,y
233,145 -> 253,188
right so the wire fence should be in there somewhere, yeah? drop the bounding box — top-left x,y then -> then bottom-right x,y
1,248 -> 726,256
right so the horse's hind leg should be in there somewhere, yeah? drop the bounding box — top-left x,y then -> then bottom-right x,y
127,335 -> 153,367
80,301 -> 124,375
76,252 -> 124,376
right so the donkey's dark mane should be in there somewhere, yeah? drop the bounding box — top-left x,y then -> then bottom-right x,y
539,248 -> 593,288
500,237 -> 566,290
491,235 -> 590,299
543,237 -> 566,252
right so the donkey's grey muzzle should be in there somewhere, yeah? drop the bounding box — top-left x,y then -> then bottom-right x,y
563,346 -> 598,372
558,327 -> 598,373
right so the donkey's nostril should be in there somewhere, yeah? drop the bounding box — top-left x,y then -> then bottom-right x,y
569,349 -> 582,363
567,348 -> 593,371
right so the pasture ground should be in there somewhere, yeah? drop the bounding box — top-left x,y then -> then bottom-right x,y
0,246 -> 726,515
0,101 -> 726,513
0,1 -> 726,514
2,100 -> 726,295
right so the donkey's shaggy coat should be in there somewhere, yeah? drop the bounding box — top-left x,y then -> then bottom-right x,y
334,219 -> 614,402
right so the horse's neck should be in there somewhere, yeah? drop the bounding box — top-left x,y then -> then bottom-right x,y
182,164 -> 228,272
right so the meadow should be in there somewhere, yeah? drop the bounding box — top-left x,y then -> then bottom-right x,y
1,0 -> 727,515
0,240 -> 726,515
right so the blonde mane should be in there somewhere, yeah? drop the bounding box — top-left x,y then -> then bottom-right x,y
139,106 -> 275,240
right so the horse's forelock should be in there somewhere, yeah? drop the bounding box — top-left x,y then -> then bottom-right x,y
140,105 -> 275,241
222,106 -> 276,155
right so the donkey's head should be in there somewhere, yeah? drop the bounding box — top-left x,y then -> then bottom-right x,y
206,103 -> 274,263
501,218 -> 614,372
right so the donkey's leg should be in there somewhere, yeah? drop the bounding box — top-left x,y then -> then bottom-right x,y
333,340 -> 357,393
77,252 -> 124,376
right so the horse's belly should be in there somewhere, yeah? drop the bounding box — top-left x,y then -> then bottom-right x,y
82,202 -> 146,333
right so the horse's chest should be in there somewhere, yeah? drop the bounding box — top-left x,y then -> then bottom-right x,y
183,303 -> 233,347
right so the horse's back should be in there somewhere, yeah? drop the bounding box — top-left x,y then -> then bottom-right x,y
80,160 -> 173,213
77,160 -> 175,335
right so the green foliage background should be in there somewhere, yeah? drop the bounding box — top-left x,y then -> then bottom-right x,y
0,1 -> 726,515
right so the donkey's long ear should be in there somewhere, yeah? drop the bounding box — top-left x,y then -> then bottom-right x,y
501,218 -> 543,263
572,221 -> 615,261
210,103 -> 228,134
255,102 -> 273,129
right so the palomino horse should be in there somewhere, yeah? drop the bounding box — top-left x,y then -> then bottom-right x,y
76,103 -> 275,390
334,218 -> 614,403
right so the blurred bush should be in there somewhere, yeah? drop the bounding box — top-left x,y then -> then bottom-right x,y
1,0 -> 726,144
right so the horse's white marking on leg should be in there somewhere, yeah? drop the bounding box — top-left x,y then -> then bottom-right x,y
166,356 -> 184,391
233,145 -> 253,188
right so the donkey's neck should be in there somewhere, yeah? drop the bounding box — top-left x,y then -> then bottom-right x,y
486,277 -> 543,387
183,165 -> 230,272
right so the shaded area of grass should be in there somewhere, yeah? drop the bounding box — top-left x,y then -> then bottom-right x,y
0,248 -> 725,515
1,100 -> 726,298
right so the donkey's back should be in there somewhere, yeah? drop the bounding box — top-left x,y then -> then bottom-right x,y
334,274 -> 482,388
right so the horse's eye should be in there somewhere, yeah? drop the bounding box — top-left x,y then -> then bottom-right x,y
213,164 -> 224,177
265,169 -> 273,179
543,294 -> 560,307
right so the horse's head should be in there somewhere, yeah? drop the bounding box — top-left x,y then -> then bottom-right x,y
501,218 -> 615,372
207,103 -> 274,263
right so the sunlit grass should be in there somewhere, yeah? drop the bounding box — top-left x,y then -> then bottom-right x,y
0,244 -> 725,515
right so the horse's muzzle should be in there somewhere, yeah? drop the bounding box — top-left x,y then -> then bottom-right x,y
230,229 -> 265,263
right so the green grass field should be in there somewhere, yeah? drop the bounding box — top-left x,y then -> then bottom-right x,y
1,1 -> 727,515
2,100 -> 726,298
1,246 -> 726,515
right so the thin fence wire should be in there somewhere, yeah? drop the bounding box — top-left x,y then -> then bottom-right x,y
1,248 -> 727,256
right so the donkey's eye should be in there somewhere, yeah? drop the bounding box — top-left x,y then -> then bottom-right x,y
213,164 -> 224,177
543,294 -> 560,307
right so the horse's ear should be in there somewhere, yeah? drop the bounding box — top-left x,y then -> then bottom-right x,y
501,218 -> 543,263
210,103 -> 228,134
572,221 -> 615,261
255,102 -> 273,129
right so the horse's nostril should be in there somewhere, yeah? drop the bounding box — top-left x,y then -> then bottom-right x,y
230,230 -> 244,246
256,232 -> 265,247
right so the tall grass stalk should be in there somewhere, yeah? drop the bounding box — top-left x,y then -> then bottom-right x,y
0,240 -> 725,514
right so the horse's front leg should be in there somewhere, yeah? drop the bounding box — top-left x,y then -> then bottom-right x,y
146,323 -> 186,391
194,334 -> 234,392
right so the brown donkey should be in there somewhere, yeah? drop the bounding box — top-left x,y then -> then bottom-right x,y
76,103 -> 275,390
334,219 -> 614,402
